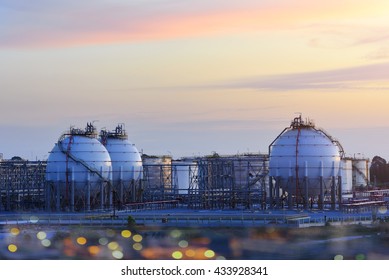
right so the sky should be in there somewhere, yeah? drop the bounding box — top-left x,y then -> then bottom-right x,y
1,0 -> 389,161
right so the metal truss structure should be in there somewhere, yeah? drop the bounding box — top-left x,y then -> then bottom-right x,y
0,160 -> 46,211
0,154 -> 270,212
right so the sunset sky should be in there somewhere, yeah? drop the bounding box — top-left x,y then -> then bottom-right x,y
1,0 -> 389,161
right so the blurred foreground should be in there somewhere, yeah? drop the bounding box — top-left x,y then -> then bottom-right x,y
2,221 -> 389,260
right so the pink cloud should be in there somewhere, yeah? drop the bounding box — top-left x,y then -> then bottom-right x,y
217,62 -> 389,91
0,0 -> 385,49
0,2 -> 278,48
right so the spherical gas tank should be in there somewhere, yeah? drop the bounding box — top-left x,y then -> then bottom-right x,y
100,125 -> 143,183
269,117 -> 342,180
104,137 -> 143,182
46,133 -> 112,188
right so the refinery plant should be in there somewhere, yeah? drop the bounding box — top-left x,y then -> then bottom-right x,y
0,116 -> 383,214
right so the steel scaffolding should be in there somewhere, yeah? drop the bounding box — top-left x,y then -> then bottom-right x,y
0,160 -> 46,211
0,155 -> 382,213
142,164 -> 173,202
0,154 -> 269,212
191,155 -> 269,210
141,154 -> 269,210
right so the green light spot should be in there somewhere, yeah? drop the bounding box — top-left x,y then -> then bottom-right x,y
355,254 -> 365,260
172,251 -> 183,259
204,250 -> 215,258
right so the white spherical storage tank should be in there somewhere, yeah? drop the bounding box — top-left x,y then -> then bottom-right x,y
99,124 -> 143,204
45,123 -> 112,211
268,116 -> 345,209
100,124 -> 143,182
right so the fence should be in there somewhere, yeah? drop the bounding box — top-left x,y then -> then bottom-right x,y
0,212 -> 386,228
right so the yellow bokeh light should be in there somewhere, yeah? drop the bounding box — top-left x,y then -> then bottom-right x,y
8,244 -> 17,253
334,255 -> 344,260
133,234 -> 143,243
133,243 -> 143,251
36,231 -> 47,240
172,251 -> 183,259
76,237 -> 87,245
204,250 -> 215,258
108,241 -> 119,250
10,228 -> 20,236
121,230 -> 132,238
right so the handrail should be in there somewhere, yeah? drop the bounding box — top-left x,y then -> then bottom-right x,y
57,135 -> 109,183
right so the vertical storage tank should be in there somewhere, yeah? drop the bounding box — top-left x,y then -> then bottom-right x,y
142,155 -> 173,201
100,124 -> 143,204
341,158 -> 353,195
172,158 -> 199,196
46,123 -> 112,211
352,157 -> 369,188
268,116 -> 345,209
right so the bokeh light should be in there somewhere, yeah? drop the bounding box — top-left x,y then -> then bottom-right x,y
41,239 -> 51,247
133,243 -> 143,251
334,255 -> 344,260
178,240 -> 188,248
2,216 -> 389,260
10,228 -> 20,236
121,230 -> 132,238
112,250 -> 123,259
8,244 -> 17,253
88,246 -> 101,256
172,251 -> 183,259
355,254 -> 365,260
76,237 -> 87,245
133,234 -> 143,243
36,231 -> 47,240
204,249 -> 215,258
170,229 -> 182,239
185,249 -> 196,258
108,241 -> 119,250
98,237 -> 108,246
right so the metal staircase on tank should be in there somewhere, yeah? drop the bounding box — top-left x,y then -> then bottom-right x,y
57,130 -> 109,184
